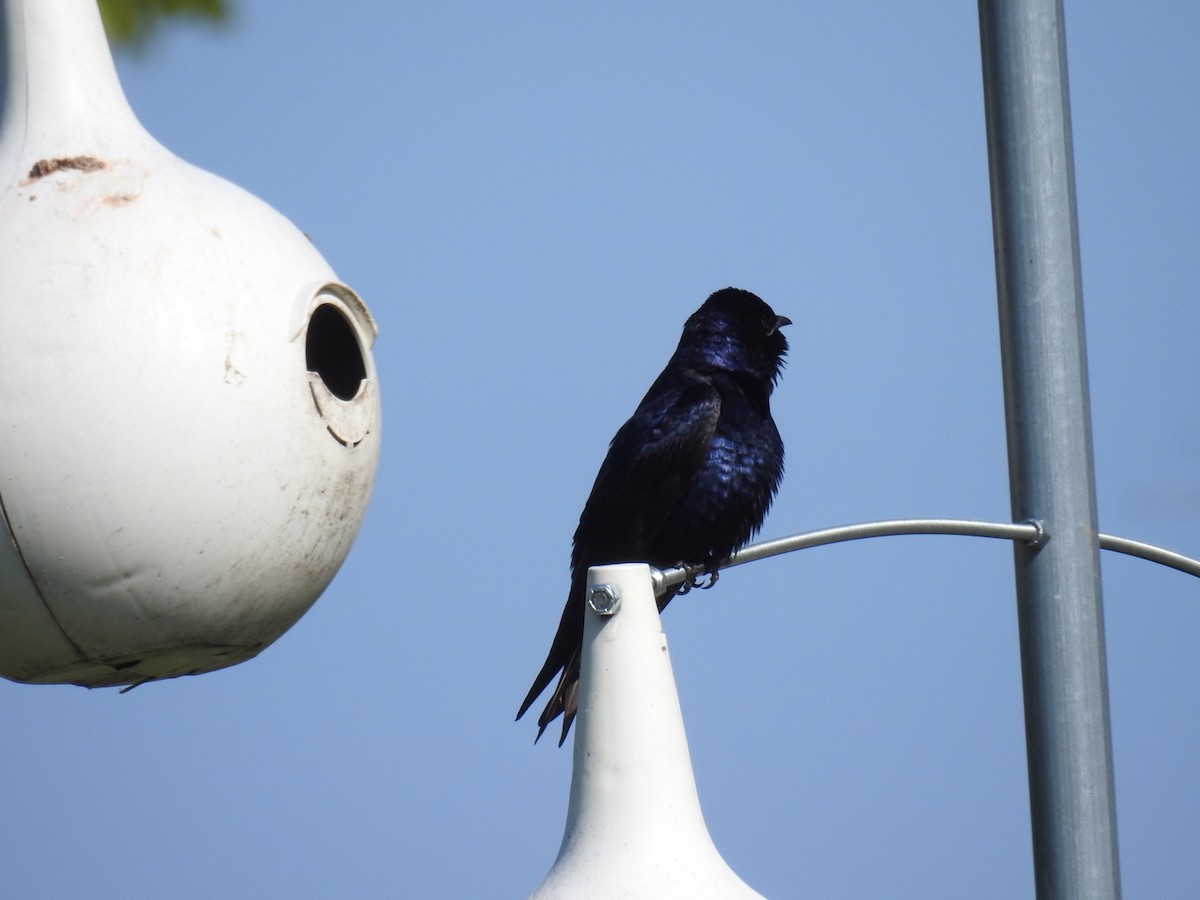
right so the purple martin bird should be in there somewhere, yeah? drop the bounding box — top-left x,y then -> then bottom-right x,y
517,287 -> 790,745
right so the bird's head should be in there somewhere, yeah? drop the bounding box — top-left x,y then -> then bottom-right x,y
680,287 -> 790,385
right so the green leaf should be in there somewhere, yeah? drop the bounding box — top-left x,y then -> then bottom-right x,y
97,0 -> 231,51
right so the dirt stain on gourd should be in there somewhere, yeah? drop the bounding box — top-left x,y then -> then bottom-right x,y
23,156 -> 107,183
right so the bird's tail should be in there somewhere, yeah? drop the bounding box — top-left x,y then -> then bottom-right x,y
516,579 -> 585,745
538,653 -> 580,746
516,647 -> 580,746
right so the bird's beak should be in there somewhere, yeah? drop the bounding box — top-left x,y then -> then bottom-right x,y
769,315 -> 792,335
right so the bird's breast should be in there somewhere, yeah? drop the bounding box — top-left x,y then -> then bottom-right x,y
653,422 -> 783,564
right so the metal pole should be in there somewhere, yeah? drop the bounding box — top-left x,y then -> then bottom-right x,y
977,1 -> 1121,897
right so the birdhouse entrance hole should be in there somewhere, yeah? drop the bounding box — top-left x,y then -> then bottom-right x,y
306,302 -> 367,401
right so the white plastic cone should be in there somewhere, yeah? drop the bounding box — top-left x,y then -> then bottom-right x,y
531,563 -> 763,899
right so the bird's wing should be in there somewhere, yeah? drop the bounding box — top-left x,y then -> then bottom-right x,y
572,379 -> 722,570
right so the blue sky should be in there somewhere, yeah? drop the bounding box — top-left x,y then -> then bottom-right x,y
3,2 -> 1199,897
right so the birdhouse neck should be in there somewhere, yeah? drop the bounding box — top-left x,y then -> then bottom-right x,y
1,0 -> 144,172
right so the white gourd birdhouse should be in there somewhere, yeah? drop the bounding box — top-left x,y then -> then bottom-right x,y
0,0 -> 381,688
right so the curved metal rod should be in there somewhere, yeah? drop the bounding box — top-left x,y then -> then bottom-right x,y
651,518 -> 1200,593
1097,533 -> 1200,579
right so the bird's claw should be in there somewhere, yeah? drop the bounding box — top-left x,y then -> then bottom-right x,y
677,563 -> 719,594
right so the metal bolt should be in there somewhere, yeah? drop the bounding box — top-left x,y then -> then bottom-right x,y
588,583 -> 621,616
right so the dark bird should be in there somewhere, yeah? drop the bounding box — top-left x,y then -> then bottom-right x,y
517,287 -> 790,745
